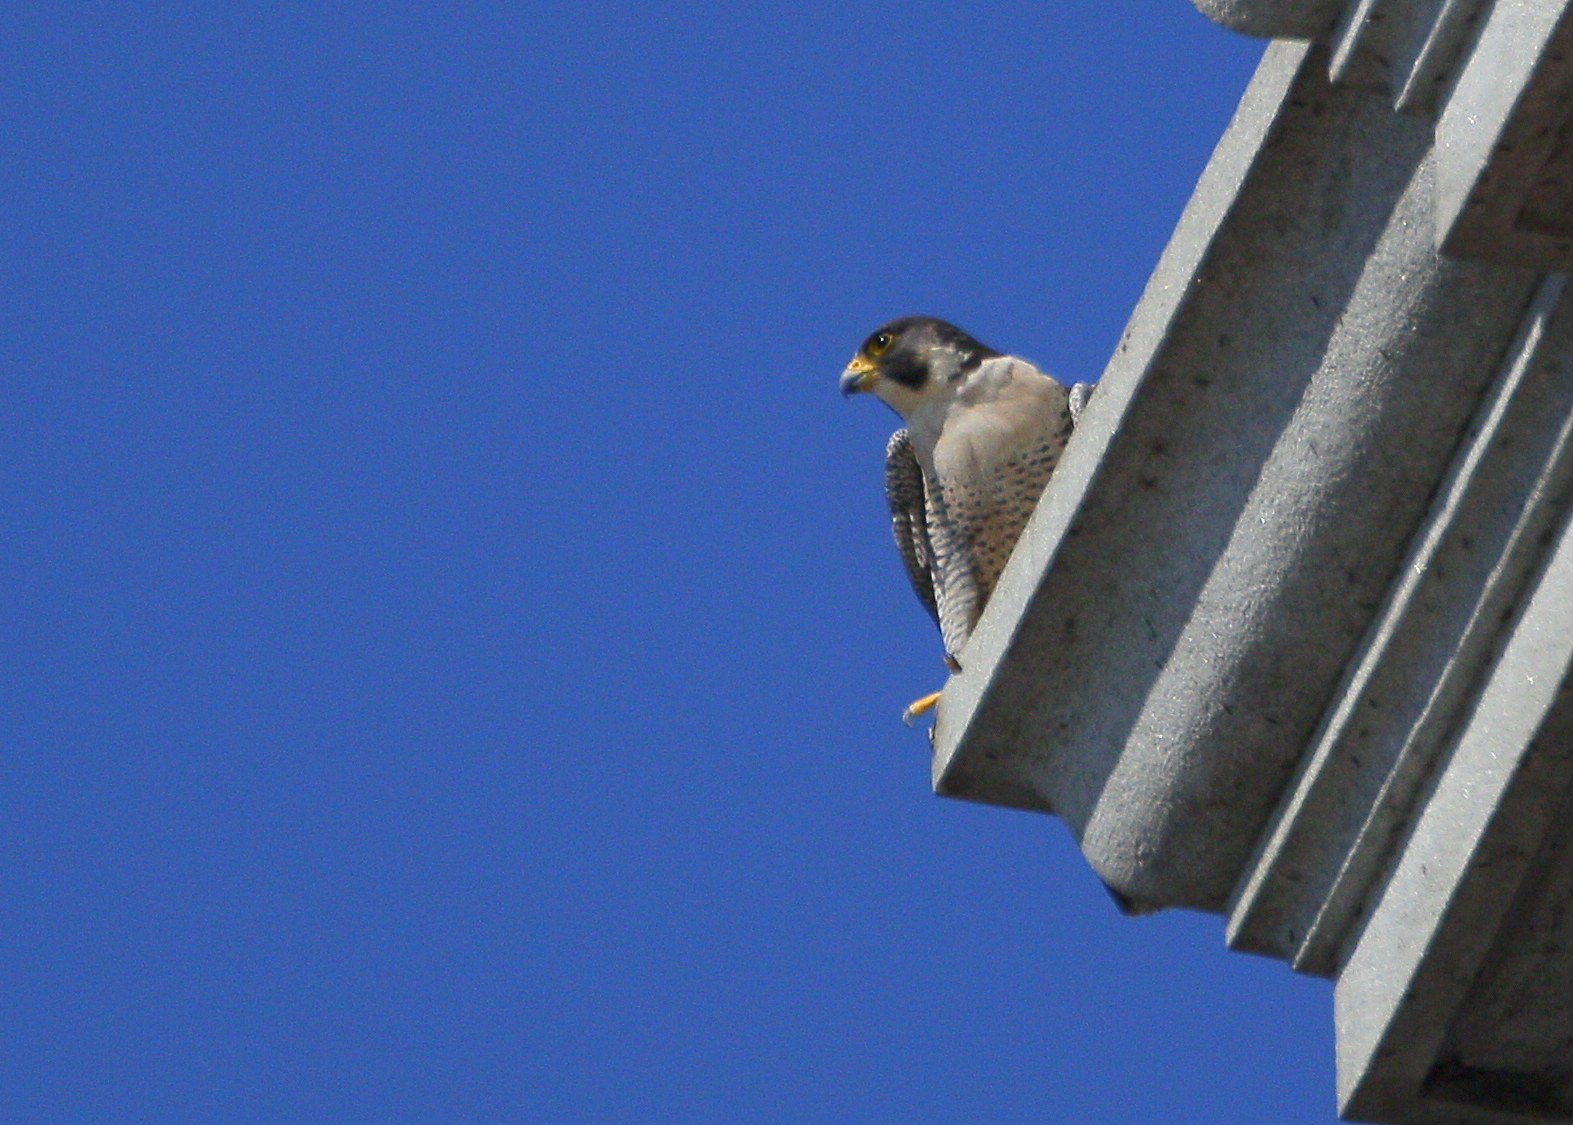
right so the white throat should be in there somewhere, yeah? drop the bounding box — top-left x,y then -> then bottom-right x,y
887,355 -> 1023,463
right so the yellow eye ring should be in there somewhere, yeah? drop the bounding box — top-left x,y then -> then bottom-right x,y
866,332 -> 893,357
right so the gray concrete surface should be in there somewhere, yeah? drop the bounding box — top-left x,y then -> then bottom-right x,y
928,2 -> 1573,1120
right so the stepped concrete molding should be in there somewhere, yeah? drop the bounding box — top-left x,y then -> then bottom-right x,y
1192,0 -> 1345,36
933,4 -> 1573,1121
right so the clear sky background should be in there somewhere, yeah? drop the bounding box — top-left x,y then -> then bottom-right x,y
2,3 -> 1342,1122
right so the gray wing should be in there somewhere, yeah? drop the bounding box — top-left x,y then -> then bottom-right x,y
884,429 -> 939,628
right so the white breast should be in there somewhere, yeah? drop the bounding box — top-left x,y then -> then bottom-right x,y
916,355 -> 1075,659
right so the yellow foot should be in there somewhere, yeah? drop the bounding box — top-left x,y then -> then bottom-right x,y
902,690 -> 943,727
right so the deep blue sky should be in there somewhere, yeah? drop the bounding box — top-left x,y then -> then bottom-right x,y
2,3 -> 1339,1122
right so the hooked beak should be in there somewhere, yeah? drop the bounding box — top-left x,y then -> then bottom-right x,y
839,355 -> 877,396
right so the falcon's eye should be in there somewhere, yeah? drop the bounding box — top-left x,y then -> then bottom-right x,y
866,332 -> 894,357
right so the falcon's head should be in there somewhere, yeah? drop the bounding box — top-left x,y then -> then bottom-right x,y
839,316 -> 1001,420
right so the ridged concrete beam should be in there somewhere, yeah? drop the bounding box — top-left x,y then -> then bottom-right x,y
931,2 -> 1573,1119
1228,275 -> 1573,974
931,39 -> 1537,910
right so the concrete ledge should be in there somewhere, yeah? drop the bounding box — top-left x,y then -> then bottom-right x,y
1191,0 -> 1344,38
1227,275 -> 1573,973
932,39 -> 1325,823
1437,0 -> 1573,268
1336,510 -> 1573,1120
932,4 -> 1573,1120
933,39 -> 1536,910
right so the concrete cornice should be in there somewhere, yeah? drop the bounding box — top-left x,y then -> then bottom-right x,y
935,3 -> 1573,1119
933,39 -> 1539,909
1191,0 -> 1344,37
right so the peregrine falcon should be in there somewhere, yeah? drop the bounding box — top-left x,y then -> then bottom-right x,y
840,316 -> 1090,723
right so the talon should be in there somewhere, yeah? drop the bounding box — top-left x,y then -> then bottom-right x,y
944,654 -> 962,673
902,690 -> 944,726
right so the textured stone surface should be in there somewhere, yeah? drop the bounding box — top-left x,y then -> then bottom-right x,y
933,40 -> 1536,911
1335,520 -> 1573,1120
930,3 -> 1573,1121
1437,0 -> 1573,268
1227,275 -> 1573,974
1190,0 -> 1345,37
